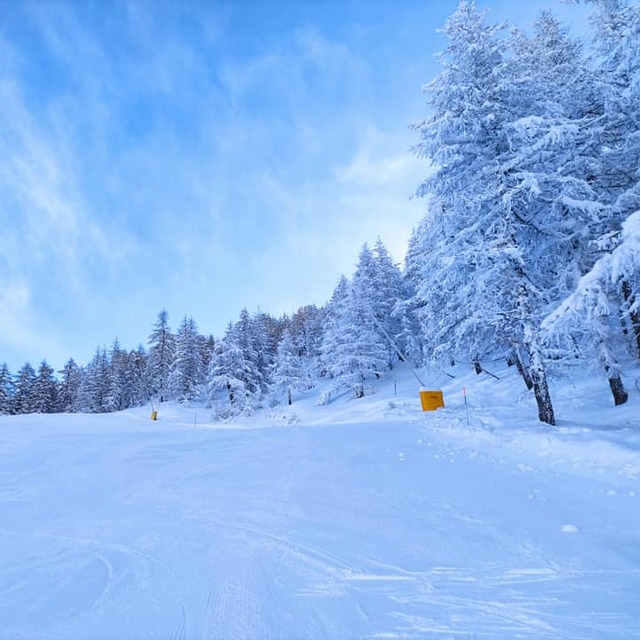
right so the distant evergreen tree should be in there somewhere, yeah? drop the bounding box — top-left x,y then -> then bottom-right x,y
373,239 -> 406,340
351,244 -> 390,366
77,348 -> 110,413
320,275 -> 353,387
232,308 -> 266,397
393,276 -> 424,367
257,312 -> 285,359
124,345 -> 150,407
206,326 -> 255,416
104,338 -> 126,412
57,359 -> 82,412
290,304 -> 325,381
271,329 -> 306,405
198,334 -> 216,377
13,362 -> 36,414
320,275 -> 387,402
352,239 -> 407,368
403,211 -> 453,368
400,222 -> 429,366
249,311 -> 276,393
0,364 -> 14,415
169,316 -> 204,402
31,360 -> 57,413
147,310 -> 176,403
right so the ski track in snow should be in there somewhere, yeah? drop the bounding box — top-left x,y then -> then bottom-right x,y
0,377 -> 639,640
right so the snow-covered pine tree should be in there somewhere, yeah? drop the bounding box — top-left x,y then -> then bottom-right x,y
147,310 -> 176,403
57,358 -> 82,413
0,364 -> 14,415
169,316 -> 204,402
123,346 -> 150,407
248,311 -> 277,394
391,242 -> 424,367
411,1 -> 557,423
74,366 -> 90,413
506,11 -> 600,292
575,0 -> 640,357
233,308 -> 265,398
540,0 -> 640,403
290,304 -> 325,382
544,210 -> 640,404
76,347 -> 110,413
499,10 -> 607,394
320,274 -> 388,402
351,240 -> 406,368
104,338 -> 126,412
401,220 -> 432,366
349,289 -> 391,395
410,4 -> 510,373
581,0 -> 640,234
319,276 -> 354,401
271,328 -> 306,405
31,360 -> 57,413
197,334 -> 216,378
206,324 -> 256,417
13,362 -> 36,414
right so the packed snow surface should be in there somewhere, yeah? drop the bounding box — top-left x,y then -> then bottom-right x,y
1,364 -> 639,639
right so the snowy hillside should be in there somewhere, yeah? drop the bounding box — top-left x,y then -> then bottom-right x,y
0,363 -> 638,639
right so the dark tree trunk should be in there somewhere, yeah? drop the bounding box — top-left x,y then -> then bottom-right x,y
527,345 -> 555,425
473,361 -> 482,375
531,372 -> 555,425
511,349 -> 533,391
287,387 -> 292,406
607,370 -> 628,406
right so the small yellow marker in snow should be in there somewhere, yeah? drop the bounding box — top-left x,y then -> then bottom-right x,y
419,389 -> 444,411
151,410 -> 158,421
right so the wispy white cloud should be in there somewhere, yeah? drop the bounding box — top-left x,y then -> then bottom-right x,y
0,279 -> 68,367
0,74 -> 130,285
0,0 -> 442,368
0,280 -> 30,332
0,18 -> 143,367
336,125 -> 423,187
234,121 -> 426,318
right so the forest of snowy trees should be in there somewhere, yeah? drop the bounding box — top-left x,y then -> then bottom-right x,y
1,0 -> 639,424
0,240 -> 405,419
408,0 -> 640,424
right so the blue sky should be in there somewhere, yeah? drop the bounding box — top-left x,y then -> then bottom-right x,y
0,0 -> 589,372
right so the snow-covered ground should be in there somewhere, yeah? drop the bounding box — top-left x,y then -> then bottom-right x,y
1,363 -> 639,639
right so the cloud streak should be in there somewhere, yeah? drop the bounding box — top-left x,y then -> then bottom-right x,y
5,0 -> 537,370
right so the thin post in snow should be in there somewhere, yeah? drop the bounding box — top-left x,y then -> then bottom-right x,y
463,387 -> 470,427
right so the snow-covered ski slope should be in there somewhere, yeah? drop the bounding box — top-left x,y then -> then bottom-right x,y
1,363 -> 639,639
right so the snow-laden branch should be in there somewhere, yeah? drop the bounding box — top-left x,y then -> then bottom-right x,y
544,210 -> 640,333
